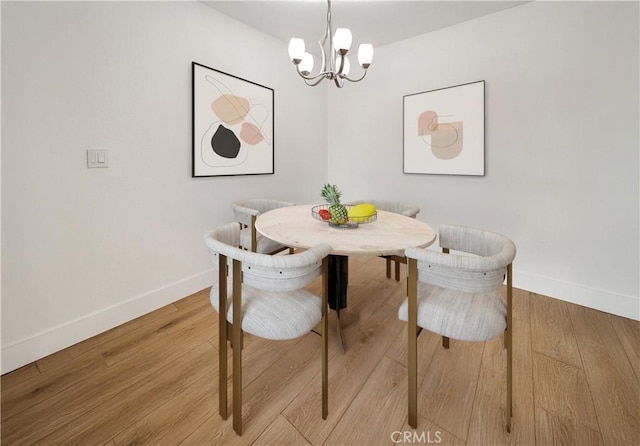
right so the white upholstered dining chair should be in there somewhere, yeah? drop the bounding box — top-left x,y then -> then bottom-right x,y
350,199 -> 420,280
231,198 -> 295,254
204,222 -> 331,435
398,224 -> 516,432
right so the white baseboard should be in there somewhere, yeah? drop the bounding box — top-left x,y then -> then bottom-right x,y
514,269 -> 639,321
1,269 -> 215,374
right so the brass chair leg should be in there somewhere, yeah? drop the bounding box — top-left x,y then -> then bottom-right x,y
250,215 -> 257,253
441,250 -> 451,351
322,257 -> 329,419
506,263 -> 513,433
407,258 -> 418,429
218,255 -> 228,420
232,259 -> 243,436
504,329 -> 507,350
507,329 -> 513,433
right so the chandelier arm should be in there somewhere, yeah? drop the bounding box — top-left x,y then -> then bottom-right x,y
306,76 -> 329,87
341,69 -> 369,83
296,66 -> 331,86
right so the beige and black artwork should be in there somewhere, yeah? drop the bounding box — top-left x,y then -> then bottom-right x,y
192,62 -> 274,177
404,81 -> 484,176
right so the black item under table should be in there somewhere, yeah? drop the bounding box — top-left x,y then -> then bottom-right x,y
327,255 -> 348,312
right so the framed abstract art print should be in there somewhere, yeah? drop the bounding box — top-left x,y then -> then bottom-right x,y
192,62 -> 274,177
403,80 -> 485,176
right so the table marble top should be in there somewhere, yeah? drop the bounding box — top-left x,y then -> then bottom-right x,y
255,204 -> 436,256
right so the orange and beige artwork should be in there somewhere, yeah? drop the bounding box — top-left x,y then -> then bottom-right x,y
417,110 -> 463,160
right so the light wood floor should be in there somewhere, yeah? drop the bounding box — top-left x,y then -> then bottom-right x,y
2,255 -> 639,445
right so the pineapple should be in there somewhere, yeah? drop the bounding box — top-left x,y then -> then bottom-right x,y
321,183 -> 348,224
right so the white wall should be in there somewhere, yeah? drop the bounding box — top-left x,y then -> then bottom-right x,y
328,2 -> 639,319
1,1 -> 327,373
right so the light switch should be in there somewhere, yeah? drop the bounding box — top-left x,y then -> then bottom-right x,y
87,149 -> 109,168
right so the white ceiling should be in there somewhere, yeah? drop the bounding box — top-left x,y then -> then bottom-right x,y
201,1 -> 529,48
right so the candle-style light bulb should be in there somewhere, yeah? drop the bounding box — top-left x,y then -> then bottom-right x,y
288,38 -> 305,63
358,44 -> 374,68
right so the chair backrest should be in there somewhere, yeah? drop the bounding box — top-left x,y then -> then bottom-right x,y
406,224 -> 516,293
204,222 -> 330,292
350,200 -> 420,218
439,224 -> 508,257
231,198 -> 295,227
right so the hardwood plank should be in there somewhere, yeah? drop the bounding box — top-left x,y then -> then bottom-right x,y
0,363 -> 40,389
568,304 -> 640,444
182,333 -> 321,445
235,334 -> 310,388
283,300 -> 404,445
113,392 -> 219,446
530,294 -> 582,368
34,304 -> 180,373
100,299 -> 214,367
172,287 -> 211,311
112,355 -> 218,445
336,257 -> 403,341
212,333 -> 312,412
532,352 -> 599,430
607,313 -> 640,383
1,348 -> 107,420
252,414 -> 311,446
535,406 -> 603,445
0,364 -> 44,422
600,433 -> 640,446
345,274 -> 399,324
1,314 -> 215,445
466,319 -> 535,445
324,356 -> 407,445
37,342 -> 217,445
385,320 -> 442,379
512,287 -> 532,322
396,415 -> 465,446
416,338 -> 485,440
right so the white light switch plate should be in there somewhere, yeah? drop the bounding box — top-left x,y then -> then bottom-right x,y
87,149 -> 110,168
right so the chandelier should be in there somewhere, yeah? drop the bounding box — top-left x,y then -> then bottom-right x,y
287,0 -> 374,88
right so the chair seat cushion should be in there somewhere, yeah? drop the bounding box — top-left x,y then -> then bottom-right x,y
398,283 -> 506,342
210,284 -> 322,340
240,228 -> 287,254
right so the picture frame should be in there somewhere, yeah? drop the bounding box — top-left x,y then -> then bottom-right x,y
403,80 -> 485,176
192,62 -> 274,177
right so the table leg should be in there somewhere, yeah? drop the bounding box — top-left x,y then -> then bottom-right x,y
328,254 -> 348,312
327,254 -> 349,350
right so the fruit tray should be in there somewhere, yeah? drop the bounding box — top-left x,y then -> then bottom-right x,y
311,204 -> 377,229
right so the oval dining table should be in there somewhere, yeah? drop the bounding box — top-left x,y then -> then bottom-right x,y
255,204 -> 437,315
